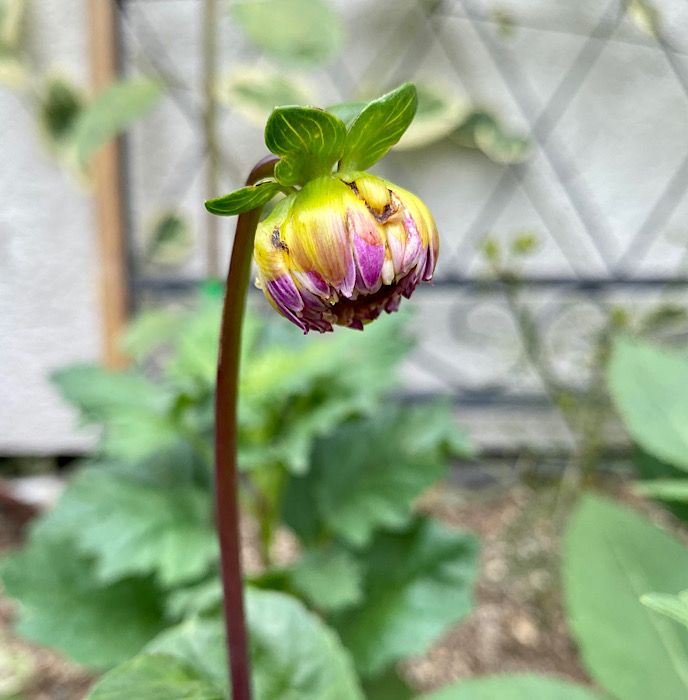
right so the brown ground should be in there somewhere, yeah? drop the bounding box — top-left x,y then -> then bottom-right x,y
0,476 -> 682,698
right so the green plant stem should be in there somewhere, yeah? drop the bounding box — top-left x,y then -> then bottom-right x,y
215,154 -> 278,700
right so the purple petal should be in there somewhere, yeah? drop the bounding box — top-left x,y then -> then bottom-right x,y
401,211 -> 423,272
266,276 -> 307,332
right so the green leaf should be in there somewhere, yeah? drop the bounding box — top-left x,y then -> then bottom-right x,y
363,667 -> 414,700
72,78 -> 162,167
296,404 -> 464,548
145,211 -> 194,267
452,110 -> 529,164
289,546 -> 363,612
339,83 -> 418,171
419,674 -> 603,699
34,469 -> 217,587
326,101 -> 367,127
608,337 -> 688,470
149,589 -> 365,699
394,84 -> 465,151
85,654 -> 223,700
52,364 -> 178,460
37,74 -> 84,152
205,181 -> 282,216
165,578 -> 223,619
641,591 -> 688,629
121,307 -> 184,363
265,106 -> 346,186
633,478 -> 688,502
218,67 -> 313,125
334,517 -> 479,677
563,494 -> 688,700
230,0 -> 343,65
0,535 -> 166,668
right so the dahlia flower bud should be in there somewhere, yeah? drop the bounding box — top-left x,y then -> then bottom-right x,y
253,172 -> 439,333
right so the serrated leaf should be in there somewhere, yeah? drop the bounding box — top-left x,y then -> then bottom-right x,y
452,110 -> 529,164
419,674 -> 603,700
85,654 -> 223,700
299,404 -> 463,548
37,74 -> 84,152
205,181 -> 282,216
265,106 -> 346,186
34,469 -> 217,587
230,0 -> 343,65
145,211 -> 194,267
563,494 -> 688,700
52,364 -> 178,460
289,546 -> 363,611
148,589 -> 365,699
334,517 -> 478,677
641,590 -> 688,629
72,77 -> 162,167
608,337 -> 688,470
339,83 -> 418,171
0,535 -> 166,668
395,84 -> 466,150
218,67 -> 313,125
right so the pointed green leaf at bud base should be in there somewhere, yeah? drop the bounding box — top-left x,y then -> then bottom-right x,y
204,181 -> 282,216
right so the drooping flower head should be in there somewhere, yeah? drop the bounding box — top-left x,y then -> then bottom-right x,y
205,82 -> 439,333
253,173 -> 438,332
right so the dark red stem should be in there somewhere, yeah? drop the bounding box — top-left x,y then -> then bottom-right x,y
215,155 -> 279,700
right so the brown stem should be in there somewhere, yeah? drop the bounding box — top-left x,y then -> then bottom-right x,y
215,155 -> 279,700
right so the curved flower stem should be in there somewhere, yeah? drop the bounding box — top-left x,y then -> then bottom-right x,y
215,154 -> 279,700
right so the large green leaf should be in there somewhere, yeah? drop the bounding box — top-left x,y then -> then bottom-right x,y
148,589 -> 364,699
419,674 -> 602,699
608,337 -> 688,470
218,68 -> 313,125
265,105 -> 346,185
641,590 -> 688,629
334,517 -> 479,677
339,83 -> 418,171
72,77 -> 162,167
0,535 -> 166,668
288,546 -> 363,612
85,654 -> 223,700
52,364 -> 178,460
288,404 -> 469,548
34,469 -> 217,587
563,494 -> 688,700
230,0 -> 343,65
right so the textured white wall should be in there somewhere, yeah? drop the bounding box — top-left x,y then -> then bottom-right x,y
2,0 -> 688,453
1,0 -> 99,453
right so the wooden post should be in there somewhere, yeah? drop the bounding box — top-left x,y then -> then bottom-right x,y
87,0 -> 128,369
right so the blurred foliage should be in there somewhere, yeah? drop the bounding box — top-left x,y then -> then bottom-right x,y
145,211 -> 194,268
0,0 -> 26,88
37,74 -> 85,154
1,290 -> 478,695
625,0 -> 661,38
230,0 -> 343,65
563,494 -> 688,700
641,590 -> 688,629
217,67 -> 314,125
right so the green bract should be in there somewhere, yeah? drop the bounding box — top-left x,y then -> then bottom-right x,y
204,82 -> 419,212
